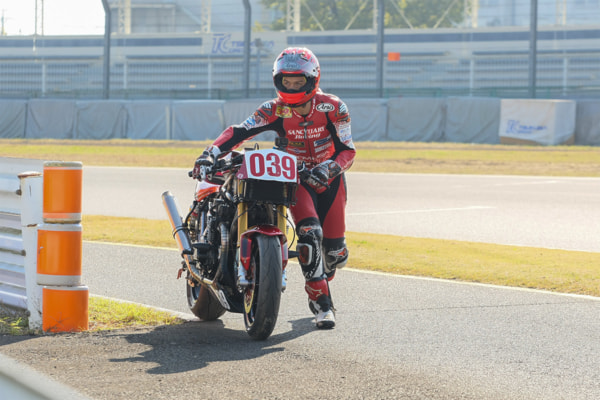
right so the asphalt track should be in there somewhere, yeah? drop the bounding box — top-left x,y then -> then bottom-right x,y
79,168 -> 600,399
83,168 -> 600,252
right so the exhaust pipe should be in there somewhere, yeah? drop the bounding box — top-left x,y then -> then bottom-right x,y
161,191 -> 230,310
162,190 -> 215,281
161,191 -> 193,259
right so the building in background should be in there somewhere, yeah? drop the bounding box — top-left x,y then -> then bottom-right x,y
106,0 -> 272,34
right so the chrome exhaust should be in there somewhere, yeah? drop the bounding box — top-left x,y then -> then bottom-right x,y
161,191 -> 193,260
161,191 -> 203,280
162,191 -> 228,308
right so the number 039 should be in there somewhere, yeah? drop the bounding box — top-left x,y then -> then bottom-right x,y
246,150 -> 297,182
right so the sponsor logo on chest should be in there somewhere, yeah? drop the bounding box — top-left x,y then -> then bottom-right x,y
287,125 -> 327,139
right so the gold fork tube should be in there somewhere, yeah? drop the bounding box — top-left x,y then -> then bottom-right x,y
277,205 -> 288,234
237,202 -> 248,244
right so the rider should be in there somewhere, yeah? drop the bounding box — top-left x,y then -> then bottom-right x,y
193,47 -> 355,329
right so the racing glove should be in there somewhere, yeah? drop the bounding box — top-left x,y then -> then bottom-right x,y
307,163 -> 330,189
192,146 -> 220,179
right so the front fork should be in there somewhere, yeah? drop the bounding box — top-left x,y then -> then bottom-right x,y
235,202 -> 289,291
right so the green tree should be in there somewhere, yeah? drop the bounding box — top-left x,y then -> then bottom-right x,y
389,0 -> 466,29
261,0 -> 465,31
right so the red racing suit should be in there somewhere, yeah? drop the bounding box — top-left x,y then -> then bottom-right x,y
212,91 -> 354,174
209,91 -> 355,301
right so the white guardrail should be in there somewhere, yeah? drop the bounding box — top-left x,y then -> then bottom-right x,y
1,157 -> 91,399
1,157 -> 89,333
0,157 -> 44,328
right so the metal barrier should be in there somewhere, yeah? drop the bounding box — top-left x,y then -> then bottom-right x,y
1,51 -> 599,100
0,158 -> 88,332
0,158 -> 43,328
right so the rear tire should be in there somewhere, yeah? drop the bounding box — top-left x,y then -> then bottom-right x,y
187,280 -> 226,321
243,235 -> 283,340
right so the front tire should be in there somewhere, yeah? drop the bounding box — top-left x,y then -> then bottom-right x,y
243,235 -> 283,340
187,280 -> 226,321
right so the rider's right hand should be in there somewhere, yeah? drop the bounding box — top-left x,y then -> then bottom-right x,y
192,151 -> 214,178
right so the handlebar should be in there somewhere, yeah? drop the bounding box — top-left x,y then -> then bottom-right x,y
191,145 -> 328,189
189,153 -> 243,177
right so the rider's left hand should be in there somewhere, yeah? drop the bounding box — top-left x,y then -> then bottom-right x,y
307,163 -> 329,189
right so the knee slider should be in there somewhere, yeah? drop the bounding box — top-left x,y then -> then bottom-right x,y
296,222 -> 323,279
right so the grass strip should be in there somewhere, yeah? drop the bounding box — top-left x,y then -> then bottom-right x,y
347,232 -> 600,297
88,296 -> 185,331
2,139 -> 600,176
0,297 -> 185,336
0,310 -> 30,335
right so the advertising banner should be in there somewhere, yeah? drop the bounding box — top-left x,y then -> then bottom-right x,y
499,99 -> 576,145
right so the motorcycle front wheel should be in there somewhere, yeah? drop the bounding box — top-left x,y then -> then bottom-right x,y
187,279 -> 226,321
243,234 -> 283,340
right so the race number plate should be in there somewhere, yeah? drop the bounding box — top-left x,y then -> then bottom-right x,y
242,149 -> 297,183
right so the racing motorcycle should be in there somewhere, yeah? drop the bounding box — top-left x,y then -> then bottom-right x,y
162,138 -> 313,340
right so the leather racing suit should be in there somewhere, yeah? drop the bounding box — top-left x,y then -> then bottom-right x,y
208,90 -> 356,313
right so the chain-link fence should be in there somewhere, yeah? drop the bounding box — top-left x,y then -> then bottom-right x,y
1,1 -> 599,100
1,48 -> 599,100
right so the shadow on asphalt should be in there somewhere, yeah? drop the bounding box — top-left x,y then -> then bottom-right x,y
108,317 -> 315,374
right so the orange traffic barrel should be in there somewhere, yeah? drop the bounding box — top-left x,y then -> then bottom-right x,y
42,286 -> 89,332
43,161 -> 82,223
37,223 -> 82,286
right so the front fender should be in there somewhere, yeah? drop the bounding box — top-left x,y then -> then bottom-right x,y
239,225 -> 288,271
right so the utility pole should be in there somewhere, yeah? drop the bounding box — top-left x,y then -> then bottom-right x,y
34,0 -> 44,35
556,0 -> 566,25
1,10 -> 6,36
118,0 -> 131,34
201,0 -> 211,33
464,0 -> 479,28
287,0 -> 300,32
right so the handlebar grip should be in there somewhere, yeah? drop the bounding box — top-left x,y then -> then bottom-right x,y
231,154 -> 245,165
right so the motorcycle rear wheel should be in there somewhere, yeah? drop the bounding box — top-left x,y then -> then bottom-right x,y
187,280 -> 226,321
243,234 -> 283,340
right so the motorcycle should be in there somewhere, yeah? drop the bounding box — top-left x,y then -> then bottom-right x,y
162,138 -> 314,340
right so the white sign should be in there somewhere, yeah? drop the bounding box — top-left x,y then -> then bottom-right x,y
242,149 -> 297,183
499,99 -> 576,145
